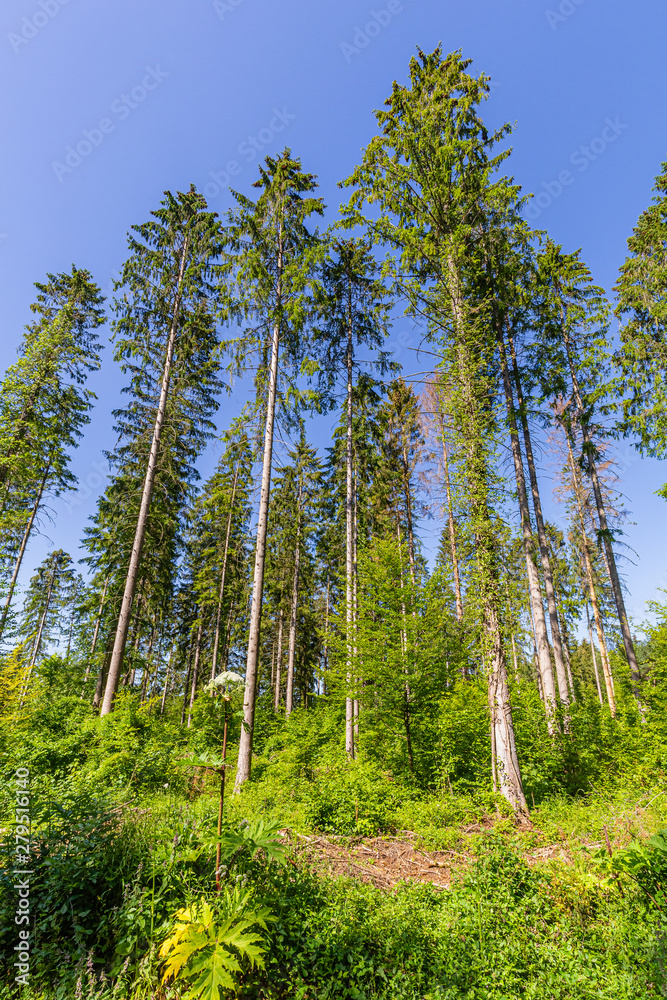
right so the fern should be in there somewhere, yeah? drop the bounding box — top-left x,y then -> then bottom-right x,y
159,887 -> 273,999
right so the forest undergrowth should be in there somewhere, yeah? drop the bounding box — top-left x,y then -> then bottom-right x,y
2,678 -> 667,1000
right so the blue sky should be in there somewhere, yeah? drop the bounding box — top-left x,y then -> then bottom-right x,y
1,0 -> 666,626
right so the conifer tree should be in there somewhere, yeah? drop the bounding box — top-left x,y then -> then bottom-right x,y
0,267 -> 104,641
99,187 -> 223,716
615,161 -> 667,464
342,48 -> 528,815
222,150 -> 324,788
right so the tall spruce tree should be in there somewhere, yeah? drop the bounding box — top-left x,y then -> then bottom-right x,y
222,150 -> 324,789
342,48 -> 529,815
99,187 -> 223,716
0,267 -> 104,642
615,161 -> 667,465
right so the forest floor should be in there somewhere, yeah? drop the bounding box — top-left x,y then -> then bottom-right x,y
285,818 -> 601,891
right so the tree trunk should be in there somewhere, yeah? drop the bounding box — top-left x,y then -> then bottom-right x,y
273,611 -> 284,712
235,231 -> 283,789
0,461 -> 50,643
507,330 -> 570,703
181,642 -> 194,726
586,607 -> 604,705
160,644 -> 175,717
345,307 -> 356,758
285,480 -> 302,717
435,403 -> 463,622
496,330 -> 558,722
101,235 -> 190,716
487,598 -> 529,819
210,466 -> 240,685
565,431 -> 616,716
19,563 -> 56,708
80,577 -> 109,698
187,620 -> 203,728
562,324 -> 642,701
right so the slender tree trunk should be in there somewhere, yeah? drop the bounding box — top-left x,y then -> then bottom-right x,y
322,573 -> 330,681
273,610 -> 284,712
0,461 -> 50,643
187,620 -> 203,728
565,432 -> 616,715
93,630 -> 114,708
235,232 -> 283,789
435,404 -> 463,622
100,236 -> 189,716
285,480 -> 302,717
507,330 -> 570,703
352,472 -> 360,740
345,308 -> 355,757
562,325 -> 642,701
496,330 -> 558,722
80,577 -> 109,698
587,606 -> 604,705
160,644 -> 175,717
487,598 -> 528,818
181,641 -> 194,726
19,565 -> 56,708
210,467 -> 240,685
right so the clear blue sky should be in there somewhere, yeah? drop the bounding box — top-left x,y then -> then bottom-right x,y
1,0 -> 666,626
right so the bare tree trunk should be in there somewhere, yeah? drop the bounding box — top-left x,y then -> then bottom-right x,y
496,331 -> 558,722
586,606 -> 604,705
187,620 -> 203,728
322,574 -> 330,681
0,462 -> 51,643
345,308 -> 355,758
235,232 -> 283,789
565,432 -> 616,716
273,611 -> 284,712
160,643 -> 175,717
101,236 -> 190,716
210,467 -> 240,685
19,564 -> 56,708
562,326 -> 642,701
140,623 -> 156,702
285,479 -> 303,716
487,599 -> 529,819
353,472 -> 360,740
80,576 -> 109,698
93,630 -> 114,708
507,331 -> 570,703
181,641 -> 194,726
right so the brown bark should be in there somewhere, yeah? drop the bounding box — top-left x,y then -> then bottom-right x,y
345,305 -> 355,757
273,611 -> 284,712
187,620 -> 203,728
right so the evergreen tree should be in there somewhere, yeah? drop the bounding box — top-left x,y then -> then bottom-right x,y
342,47 -> 528,815
0,267 -> 104,642
99,187 -> 223,715
222,150 -> 324,788
615,161 -> 667,463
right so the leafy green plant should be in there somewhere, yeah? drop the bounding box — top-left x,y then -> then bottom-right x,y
159,888 -> 272,999
592,828 -> 667,909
